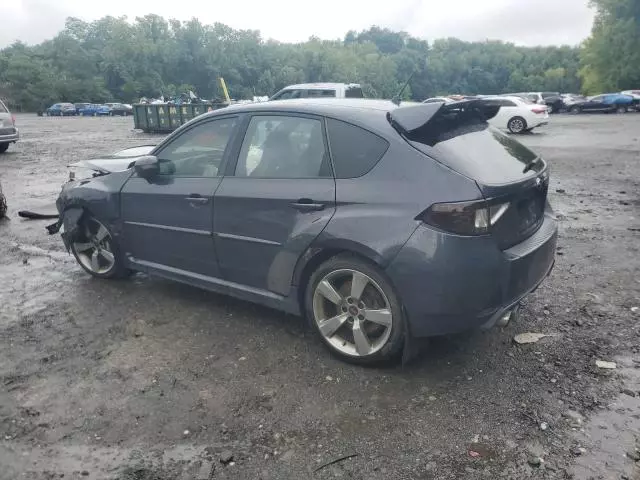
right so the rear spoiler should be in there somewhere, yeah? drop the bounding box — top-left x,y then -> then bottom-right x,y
387,100 -> 501,135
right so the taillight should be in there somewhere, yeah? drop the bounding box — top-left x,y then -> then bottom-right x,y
532,107 -> 547,114
417,200 -> 510,236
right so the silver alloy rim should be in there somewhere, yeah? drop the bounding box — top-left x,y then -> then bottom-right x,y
312,269 -> 393,357
72,218 -> 116,275
510,118 -> 524,132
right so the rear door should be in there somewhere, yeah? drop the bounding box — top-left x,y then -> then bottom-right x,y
120,115 -> 239,278
584,95 -> 605,111
213,113 -> 335,295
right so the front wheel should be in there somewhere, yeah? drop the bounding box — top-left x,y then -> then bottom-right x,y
507,116 -> 527,134
547,104 -> 555,114
616,105 -> 627,114
570,106 -> 582,114
70,215 -> 130,279
305,255 -> 405,365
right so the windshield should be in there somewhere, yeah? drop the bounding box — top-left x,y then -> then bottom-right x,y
345,86 -> 364,98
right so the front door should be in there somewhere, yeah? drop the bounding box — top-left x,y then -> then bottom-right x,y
120,116 -> 239,278
214,114 -> 336,295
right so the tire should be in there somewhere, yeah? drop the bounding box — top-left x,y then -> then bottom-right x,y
0,193 -> 6,218
70,214 -> 130,279
507,116 -> 527,134
616,106 -> 627,114
546,104 -> 555,114
570,106 -> 582,114
305,254 -> 405,365
0,143 -> 9,153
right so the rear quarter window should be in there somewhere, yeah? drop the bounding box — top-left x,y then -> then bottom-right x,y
326,118 -> 389,178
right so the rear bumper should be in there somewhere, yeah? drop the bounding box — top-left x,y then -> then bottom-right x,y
0,129 -> 19,143
386,213 -> 557,337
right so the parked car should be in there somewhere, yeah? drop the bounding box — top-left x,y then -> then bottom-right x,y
561,93 -> 587,107
80,104 -> 111,116
424,96 -> 549,133
568,93 -> 636,114
505,92 -> 565,113
0,99 -> 19,153
47,103 -> 77,116
50,98 -> 556,364
270,83 -> 364,100
74,103 -> 91,115
621,90 -> 640,100
108,103 -> 133,116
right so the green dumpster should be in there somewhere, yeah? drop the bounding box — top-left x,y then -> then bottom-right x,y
133,103 -> 228,133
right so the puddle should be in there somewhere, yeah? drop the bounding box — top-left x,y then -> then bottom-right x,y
571,357 -> 640,479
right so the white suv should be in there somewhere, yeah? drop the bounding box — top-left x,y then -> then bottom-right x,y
270,83 -> 364,100
0,99 -> 19,153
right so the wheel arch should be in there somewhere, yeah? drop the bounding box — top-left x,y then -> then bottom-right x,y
293,240 -> 386,310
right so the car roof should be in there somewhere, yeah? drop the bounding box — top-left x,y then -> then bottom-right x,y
201,98 -> 418,133
279,83 -> 361,90
489,96 -> 525,102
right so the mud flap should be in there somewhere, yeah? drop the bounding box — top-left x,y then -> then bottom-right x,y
49,208 -> 84,251
401,310 -> 419,366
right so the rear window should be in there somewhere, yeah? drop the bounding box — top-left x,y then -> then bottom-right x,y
345,86 -> 364,98
0,101 -> 8,113
406,114 -> 540,185
326,118 -> 389,178
307,89 -> 336,98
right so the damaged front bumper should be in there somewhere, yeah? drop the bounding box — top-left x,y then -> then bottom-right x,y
46,206 -> 83,251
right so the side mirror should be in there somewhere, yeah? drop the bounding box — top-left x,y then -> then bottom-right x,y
133,155 -> 159,179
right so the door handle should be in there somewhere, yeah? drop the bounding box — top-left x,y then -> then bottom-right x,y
290,199 -> 325,212
185,194 -> 209,204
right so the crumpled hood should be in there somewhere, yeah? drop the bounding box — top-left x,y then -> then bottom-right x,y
68,145 -> 156,173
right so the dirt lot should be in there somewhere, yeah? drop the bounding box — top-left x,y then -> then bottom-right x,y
0,113 -> 639,480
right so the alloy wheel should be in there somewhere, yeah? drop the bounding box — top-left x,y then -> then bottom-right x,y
509,118 -> 525,133
312,269 -> 393,357
72,218 -> 116,275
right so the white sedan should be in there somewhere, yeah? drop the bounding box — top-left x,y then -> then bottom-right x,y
422,95 -> 549,134
481,96 -> 550,133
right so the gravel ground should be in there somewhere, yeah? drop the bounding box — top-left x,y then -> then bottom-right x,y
0,113 -> 639,480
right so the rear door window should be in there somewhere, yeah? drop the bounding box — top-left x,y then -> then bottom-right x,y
345,86 -> 364,98
307,89 -> 336,98
326,118 -> 389,178
0,101 -> 8,113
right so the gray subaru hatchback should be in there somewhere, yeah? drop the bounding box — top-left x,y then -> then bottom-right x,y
51,99 -> 556,364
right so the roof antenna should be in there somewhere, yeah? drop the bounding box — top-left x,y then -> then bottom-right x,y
391,71 -> 414,106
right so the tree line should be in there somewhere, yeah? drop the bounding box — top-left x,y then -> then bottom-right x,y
0,0 -> 636,111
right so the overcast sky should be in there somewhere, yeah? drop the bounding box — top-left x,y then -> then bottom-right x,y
1,0 -> 594,48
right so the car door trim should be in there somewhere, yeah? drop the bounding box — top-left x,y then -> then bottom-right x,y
215,232 -> 282,246
124,220 -> 211,236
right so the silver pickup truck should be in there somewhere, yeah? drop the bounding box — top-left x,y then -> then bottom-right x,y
270,83 -> 364,100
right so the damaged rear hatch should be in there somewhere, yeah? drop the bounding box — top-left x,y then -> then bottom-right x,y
389,100 -> 549,250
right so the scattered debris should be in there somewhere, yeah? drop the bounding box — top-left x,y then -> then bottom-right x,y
314,454 -> 358,472
621,389 -> 636,398
631,306 -> 639,313
183,430 -> 190,436
469,450 -> 481,458
325,375 -> 333,382
555,189 -> 566,194
626,449 -> 640,462
527,456 -> 543,467
540,422 -> 548,431
595,360 -> 617,369
220,450 -> 234,464
514,333 -> 551,344
571,447 -> 587,456
563,410 -> 584,428
574,319 -> 584,327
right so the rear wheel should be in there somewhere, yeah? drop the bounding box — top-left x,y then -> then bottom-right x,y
0,143 -> 9,153
570,106 -> 582,114
70,215 -> 129,279
507,116 -> 527,134
616,105 -> 627,114
305,255 -> 405,365
547,104 -> 555,114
